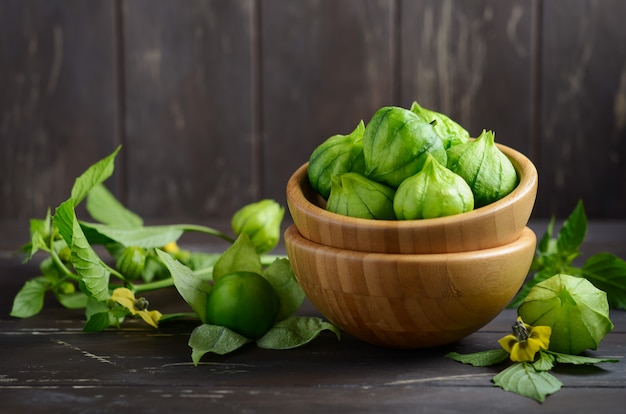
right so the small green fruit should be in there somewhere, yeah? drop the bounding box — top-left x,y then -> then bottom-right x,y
393,154 -> 474,220
116,246 -> 147,280
363,106 -> 447,188
326,172 -> 396,220
231,199 -> 285,254
446,129 -> 518,207
206,271 -> 280,339
517,274 -> 614,355
409,101 -> 469,149
308,121 -> 366,199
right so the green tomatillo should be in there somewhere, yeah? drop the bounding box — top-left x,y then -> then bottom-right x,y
308,120 -> 366,199
393,154 -> 474,220
409,101 -> 469,149
363,106 -> 447,188
231,199 -> 284,254
326,172 -> 396,220
206,271 -> 280,339
115,246 -> 147,280
517,274 -> 614,355
446,129 -> 518,208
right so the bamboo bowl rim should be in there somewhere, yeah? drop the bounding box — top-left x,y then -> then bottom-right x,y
287,141 -> 537,238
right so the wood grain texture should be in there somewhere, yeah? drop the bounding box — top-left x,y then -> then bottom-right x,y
260,0 -> 396,207
0,0 -> 119,219
2,242 -> 625,413
285,224 -> 536,348
539,0 -> 626,218
399,0 -> 534,155
122,0 -> 256,220
1,0 -> 625,224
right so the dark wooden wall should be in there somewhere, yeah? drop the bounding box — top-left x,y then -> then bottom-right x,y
2,0 -> 625,233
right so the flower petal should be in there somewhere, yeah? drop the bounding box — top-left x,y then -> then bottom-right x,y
530,325 -> 551,349
498,334 -> 517,353
162,241 -> 180,254
509,342 -> 537,362
138,309 -> 162,328
111,288 -> 138,315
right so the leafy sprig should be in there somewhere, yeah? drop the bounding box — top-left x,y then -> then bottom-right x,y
449,202 -> 625,403
10,147 -> 340,362
510,200 -> 626,309
446,347 -> 618,403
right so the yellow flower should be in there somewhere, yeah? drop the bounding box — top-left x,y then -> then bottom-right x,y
111,288 -> 162,328
498,317 -> 551,362
162,241 -> 180,254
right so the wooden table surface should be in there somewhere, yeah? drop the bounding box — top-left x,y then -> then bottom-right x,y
1,221 -> 625,413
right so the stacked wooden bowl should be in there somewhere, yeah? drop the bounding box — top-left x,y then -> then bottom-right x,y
285,143 -> 538,348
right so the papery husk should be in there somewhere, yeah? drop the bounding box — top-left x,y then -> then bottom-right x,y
326,172 -> 396,220
308,121 -> 366,199
517,274 -> 614,355
363,106 -> 446,188
393,154 -> 474,220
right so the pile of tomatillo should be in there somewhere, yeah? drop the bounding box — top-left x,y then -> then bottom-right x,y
307,102 -> 518,220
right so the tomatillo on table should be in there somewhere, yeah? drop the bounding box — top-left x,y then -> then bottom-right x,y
206,271 -> 280,339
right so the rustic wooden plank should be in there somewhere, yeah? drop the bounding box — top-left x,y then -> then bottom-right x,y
2,225 -> 625,412
399,0 -> 535,156
1,308 -> 624,412
0,0 -> 120,220
260,0 -> 396,206
539,0 -> 626,219
1,386 -> 625,414
2,323 -> 623,388
121,0 -> 256,220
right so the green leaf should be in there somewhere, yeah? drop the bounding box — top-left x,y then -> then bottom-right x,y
582,253 -> 626,310
186,252 -> 221,274
83,312 -> 116,332
445,349 -> 509,367
212,234 -> 262,282
86,184 -> 143,228
23,210 -> 53,261
492,362 -> 562,403
262,258 -> 305,321
54,200 -> 111,301
80,222 -> 183,248
537,217 -> 555,255
85,296 -> 109,319
556,199 -> 587,259
532,350 -> 556,371
547,350 -> 620,365
256,316 -> 341,350
53,199 -> 76,247
10,276 -> 53,318
56,292 -> 89,309
156,249 -> 211,323
39,256 -> 63,278
141,254 -> 169,282
70,146 -> 121,205
189,324 -> 252,364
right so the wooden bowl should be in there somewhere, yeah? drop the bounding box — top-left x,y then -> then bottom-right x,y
286,143 -> 537,254
285,225 -> 536,348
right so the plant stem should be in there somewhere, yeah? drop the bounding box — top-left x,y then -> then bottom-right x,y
261,254 -> 287,265
50,248 -> 80,282
193,267 -> 213,278
107,263 -> 128,283
133,278 -> 175,293
160,312 -> 198,321
173,224 -> 235,243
